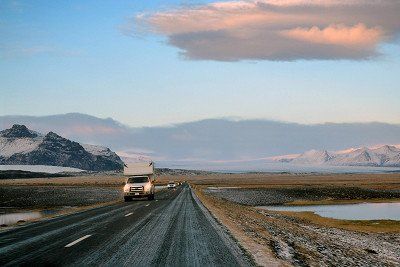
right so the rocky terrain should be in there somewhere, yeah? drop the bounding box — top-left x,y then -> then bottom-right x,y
275,145 -> 400,167
206,187 -> 400,206
257,208 -> 400,266
0,125 -> 123,172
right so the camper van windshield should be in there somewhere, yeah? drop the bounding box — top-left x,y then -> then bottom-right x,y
127,176 -> 149,183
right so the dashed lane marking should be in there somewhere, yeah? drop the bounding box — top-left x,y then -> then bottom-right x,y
125,212 -> 133,217
145,204 -> 150,207
65,235 -> 92,248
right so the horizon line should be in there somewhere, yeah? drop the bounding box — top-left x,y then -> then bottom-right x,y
1,112 -> 399,128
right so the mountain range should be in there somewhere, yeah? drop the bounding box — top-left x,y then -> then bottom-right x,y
1,113 -> 400,168
275,145 -> 400,167
0,124 -> 123,171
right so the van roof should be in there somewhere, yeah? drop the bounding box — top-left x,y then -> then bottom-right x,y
124,162 -> 154,176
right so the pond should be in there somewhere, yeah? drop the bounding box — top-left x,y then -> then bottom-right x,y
258,202 -> 400,220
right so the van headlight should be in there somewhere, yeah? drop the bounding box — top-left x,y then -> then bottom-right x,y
144,183 -> 151,192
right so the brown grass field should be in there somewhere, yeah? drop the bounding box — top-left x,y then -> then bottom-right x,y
2,172 -> 400,188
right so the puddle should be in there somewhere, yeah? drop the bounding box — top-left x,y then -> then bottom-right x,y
0,212 -> 42,226
0,207 -> 71,226
258,202 -> 400,220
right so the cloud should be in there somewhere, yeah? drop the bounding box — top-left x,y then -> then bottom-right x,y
280,24 -> 384,46
130,0 -> 400,61
2,114 -> 400,163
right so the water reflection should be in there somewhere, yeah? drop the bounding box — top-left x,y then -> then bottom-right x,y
0,212 -> 42,225
258,202 -> 400,220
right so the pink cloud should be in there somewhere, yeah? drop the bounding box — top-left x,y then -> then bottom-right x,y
129,0 -> 400,61
280,24 -> 384,47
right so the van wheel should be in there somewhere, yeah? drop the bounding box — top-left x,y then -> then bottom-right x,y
124,196 -> 132,202
148,194 -> 154,201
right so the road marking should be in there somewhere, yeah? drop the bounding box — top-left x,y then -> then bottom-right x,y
145,204 -> 150,207
155,200 -> 158,202
65,235 -> 92,248
125,212 -> 133,217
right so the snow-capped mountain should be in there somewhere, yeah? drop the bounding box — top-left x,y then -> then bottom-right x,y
276,145 -> 400,167
0,125 -> 123,171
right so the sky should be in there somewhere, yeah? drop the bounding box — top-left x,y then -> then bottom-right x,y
1,0 -> 400,127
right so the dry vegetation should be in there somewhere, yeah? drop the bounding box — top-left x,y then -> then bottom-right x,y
0,174 -> 187,187
185,172 -> 400,189
1,172 -> 399,189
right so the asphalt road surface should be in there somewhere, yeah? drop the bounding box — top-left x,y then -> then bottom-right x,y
0,184 -> 253,266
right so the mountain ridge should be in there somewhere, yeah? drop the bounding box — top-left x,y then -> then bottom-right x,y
275,145 -> 400,167
1,113 -> 400,164
0,124 -> 123,171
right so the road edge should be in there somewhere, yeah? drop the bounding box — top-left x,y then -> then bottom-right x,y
190,186 -> 256,267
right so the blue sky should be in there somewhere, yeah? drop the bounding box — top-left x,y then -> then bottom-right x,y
1,0 -> 399,127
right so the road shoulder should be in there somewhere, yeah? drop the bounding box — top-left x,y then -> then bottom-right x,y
191,185 -> 282,267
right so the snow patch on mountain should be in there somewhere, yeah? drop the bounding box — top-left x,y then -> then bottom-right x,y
0,125 -> 44,157
82,144 -> 113,157
0,136 -> 42,157
275,145 -> 400,167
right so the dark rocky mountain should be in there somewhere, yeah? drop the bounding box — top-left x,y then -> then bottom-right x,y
0,125 -> 123,172
1,124 -> 39,138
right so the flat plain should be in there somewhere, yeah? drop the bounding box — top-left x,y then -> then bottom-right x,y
1,172 -> 399,266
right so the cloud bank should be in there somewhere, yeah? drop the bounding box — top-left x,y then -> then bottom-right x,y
132,0 -> 400,61
2,113 -> 400,163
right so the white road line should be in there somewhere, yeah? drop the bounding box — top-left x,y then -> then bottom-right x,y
145,204 -> 150,207
125,212 -> 133,217
155,200 -> 158,202
65,235 -> 92,248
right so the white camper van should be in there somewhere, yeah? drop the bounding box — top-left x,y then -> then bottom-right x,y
123,162 -> 155,201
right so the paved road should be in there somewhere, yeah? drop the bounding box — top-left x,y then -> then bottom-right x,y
0,184 -> 253,266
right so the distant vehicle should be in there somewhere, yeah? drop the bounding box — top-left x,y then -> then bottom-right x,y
167,181 -> 176,189
123,162 -> 155,201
